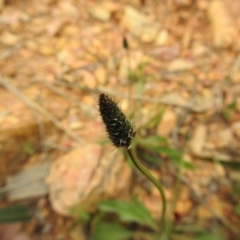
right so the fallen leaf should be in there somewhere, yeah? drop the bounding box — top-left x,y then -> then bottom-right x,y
122,6 -> 159,43
157,109 -> 177,137
215,129 -> 233,148
189,124 -> 207,155
208,0 -> 238,47
0,32 -> 19,46
46,18 -> 68,36
197,194 -> 226,219
167,58 -> 194,71
89,4 -> 111,21
155,29 -> 170,46
232,121 -> 240,138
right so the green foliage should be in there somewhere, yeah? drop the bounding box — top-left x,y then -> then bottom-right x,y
97,138 -> 111,146
172,224 -> 227,240
0,204 -> 31,223
194,233 -> 225,240
92,222 -> 134,240
70,205 -> 90,223
222,100 -> 237,120
97,198 -> 158,230
128,62 -> 149,84
135,135 -> 167,147
23,141 -> 35,155
234,205 -> 240,216
136,135 -> 194,169
139,110 -> 165,130
232,180 -> 240,204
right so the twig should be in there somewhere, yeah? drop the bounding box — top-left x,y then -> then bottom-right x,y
98,87 -> 213,113
36,79 -> 96,117
53,80 -> 214,113
172,76 -> 198,147
0,76 -> 82,143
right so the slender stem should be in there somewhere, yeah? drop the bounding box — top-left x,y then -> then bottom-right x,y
126,148 -> 166,236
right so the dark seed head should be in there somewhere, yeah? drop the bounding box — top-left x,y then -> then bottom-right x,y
98,93 -> 135,148
123,37 -> 129,50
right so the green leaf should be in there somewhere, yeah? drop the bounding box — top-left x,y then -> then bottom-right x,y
137,135 -> 167,147
140,110 -> 165,130
198,157 -> 240,170
147,146 -> 194,169
0,205 -> 31,223
97,198 -> 158,230
194,233 -> 225,240
235,206 -> 240,215
92,222 -> 134,240
97,138 -> 111,146
69,205 -> 90,222
141,152 -> 162,166
23,141 -> 35,155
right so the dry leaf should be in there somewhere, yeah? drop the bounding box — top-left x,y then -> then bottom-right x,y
122,6 -> 159,42
157,109 -> 177,137
208,0 -> 238,47
189,124 -> 207,155
89,4 -> 111,21
167,58 -> 194,71
0,32 -> 19,46
155,29 -> 169,46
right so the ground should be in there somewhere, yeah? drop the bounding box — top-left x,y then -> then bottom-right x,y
0,0 -> 240,239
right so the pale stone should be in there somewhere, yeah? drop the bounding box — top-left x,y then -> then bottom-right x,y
46,145 -> 131,215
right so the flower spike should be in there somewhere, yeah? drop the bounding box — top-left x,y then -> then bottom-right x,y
98,93 -> 135,148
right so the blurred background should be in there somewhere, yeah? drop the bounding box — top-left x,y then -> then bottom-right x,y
0,0 -> 240,239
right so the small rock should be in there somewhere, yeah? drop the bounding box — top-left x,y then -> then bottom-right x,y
46,144 -> 131,215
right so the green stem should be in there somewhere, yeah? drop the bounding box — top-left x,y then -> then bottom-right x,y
126,148 -> 166,237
